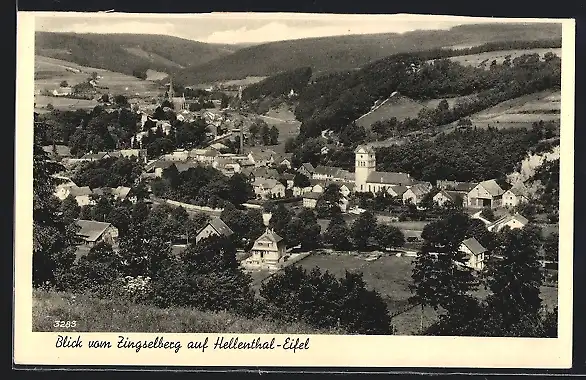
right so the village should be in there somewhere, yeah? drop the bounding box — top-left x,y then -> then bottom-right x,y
43,78 -> 547,287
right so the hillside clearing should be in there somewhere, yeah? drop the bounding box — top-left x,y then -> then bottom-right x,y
443,89 -> 560,132
35,55 -> 164,98
438,48 -> 562,69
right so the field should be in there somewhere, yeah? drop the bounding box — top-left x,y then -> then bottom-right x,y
444,89 -> 561,131
34,95 -> 99,112
33,290 -> 342,334
355,93 -> 476,129
296,253 -> 558,335
34,55 -> 165,99
254,104 -> 302,154
441,48 -> 562,69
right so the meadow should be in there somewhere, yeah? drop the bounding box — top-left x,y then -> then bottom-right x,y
443,89 -> 561,132
35,55 -> 164,99
296,253 -> 558,335
33,290 -> 343,334
442,48 -> 562,69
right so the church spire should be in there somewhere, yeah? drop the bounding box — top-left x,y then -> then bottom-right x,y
168,76 -> 175,99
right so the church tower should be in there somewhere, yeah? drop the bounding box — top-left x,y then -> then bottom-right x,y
354,145 -> 376,192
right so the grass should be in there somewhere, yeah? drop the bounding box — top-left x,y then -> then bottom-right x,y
355,95 -> 426,128
33,290 -> 343,334
296,253 -> 558,335
442,89 -> 561,132
35,55 -> 164,99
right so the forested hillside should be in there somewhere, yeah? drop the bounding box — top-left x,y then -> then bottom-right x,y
35,32 -> 238,78
175,23 -> 561,84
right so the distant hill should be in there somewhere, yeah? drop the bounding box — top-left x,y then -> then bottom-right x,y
175,23 -> 562,85
35,32 -> 239,78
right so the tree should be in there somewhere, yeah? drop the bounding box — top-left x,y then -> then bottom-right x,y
542,231 -> 559,262
106,206 -> 131,237
60,80 -> 69,88
480,207 -> 496,222
350,211 -> 377,250
114,95 -> 129,108
484,226 -> 544,336
63,242 -> 122,295
166,235 -> 257,316
297,209 -> 322,250
269,204 -> 293,238
32,137 -> 77,288
269,126 -> 279,145
60,195 -> 81,223
373,224 -> 404,249
323,213 -> 352,250
293,172 -> 311,188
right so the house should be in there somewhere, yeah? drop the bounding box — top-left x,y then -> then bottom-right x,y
298,163 -> 316,178
433,189 -> 465,208
74,219 -> 119,247
339,183 -> 354,197
402,183 -> 432,205
42,145 -> 71,159
248,149 -> 278,167
152,160 -> 177,178
189,148 -> 219,164
253,178 -> 286,199
54,181 -> 79,200
281,173 -> 295,189
292,185 -> 313,197
278,158 -> 292,169
174,161 -> 202,173
52,87 -> 73,97
209,142 -> 230,153
388,185 -> 408,198
117,149 -> 148,163
247,228 -> 287,270
80,152 -> 111,162
437,180 -> 476,192
310,180 -> 326,194
502,187 -> 529,208
213,157 -> 241,175
69,186 -> 93,206
459,237 -> 488,271
302,192 -> 322,209
312,166 -> 342,181
194,218 -> 234,244
488,213 -> 529,232
354,145 -> 413,193
248,167 -> 281,181
164,149 -> 190,161
466,179 -> 506,209
112,186 -> 132,201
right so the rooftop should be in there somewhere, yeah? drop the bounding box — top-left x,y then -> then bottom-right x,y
75,219 -> 114,242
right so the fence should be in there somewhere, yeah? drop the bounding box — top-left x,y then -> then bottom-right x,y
158,198 -> 224,215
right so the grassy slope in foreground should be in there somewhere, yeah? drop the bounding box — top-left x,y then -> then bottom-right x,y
33,290 -> 344,334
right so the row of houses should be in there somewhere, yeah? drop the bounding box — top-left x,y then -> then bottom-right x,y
54,179 -> 135,206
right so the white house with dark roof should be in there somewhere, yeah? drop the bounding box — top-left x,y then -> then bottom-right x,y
195,217 -> 234,244
502,187 -> 529,208
402,182 -> 433,205
297,162 -> 316,178
487,213 -> 529,232
74,219 -> 119,247
245,228 -> 287,270
79,152 -> 111,162
252,178 -> 286,199
466,179 -> 506,209
302,191 -> 322,209
433,189 -> 466,208
354,145 -> 413,194
459,237 -> 488,271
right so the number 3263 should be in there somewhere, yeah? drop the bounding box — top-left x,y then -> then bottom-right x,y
54,320 -> 77,328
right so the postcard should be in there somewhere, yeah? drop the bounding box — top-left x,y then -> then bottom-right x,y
14,11 -> 575,369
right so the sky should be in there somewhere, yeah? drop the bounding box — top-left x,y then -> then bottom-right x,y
32,13 -> 545,45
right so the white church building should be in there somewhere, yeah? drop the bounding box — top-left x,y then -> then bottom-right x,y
354,145 -> 414,194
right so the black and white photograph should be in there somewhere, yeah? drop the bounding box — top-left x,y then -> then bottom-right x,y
14,11 -> 575,368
